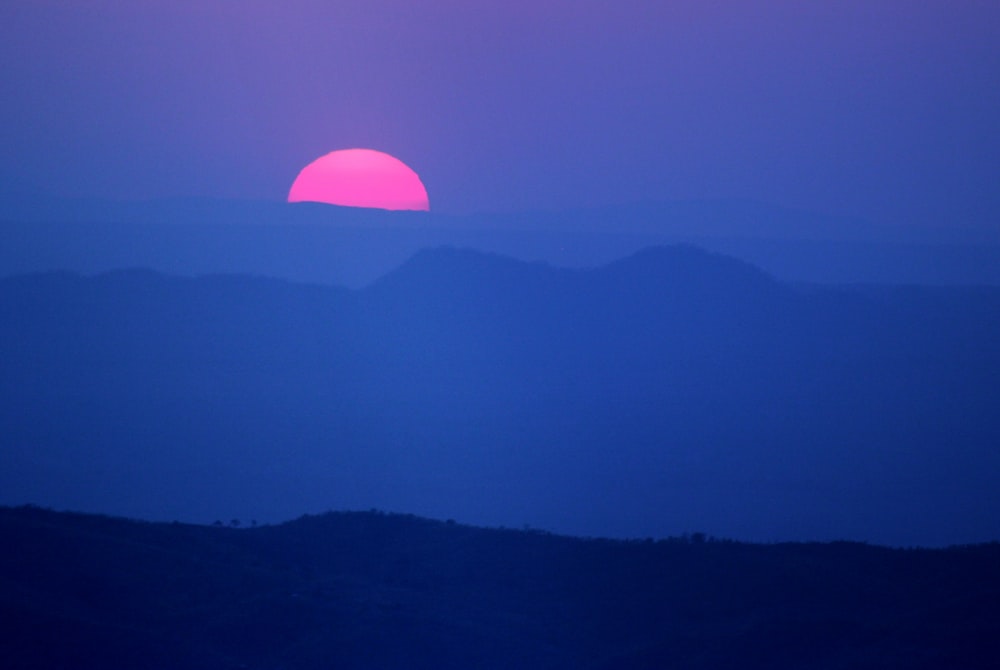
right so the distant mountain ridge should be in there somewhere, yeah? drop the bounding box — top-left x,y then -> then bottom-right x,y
2,246 -> 999,545
3,196 -> 1000,286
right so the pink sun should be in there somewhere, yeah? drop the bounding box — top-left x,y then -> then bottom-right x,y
287,148 -> 430,211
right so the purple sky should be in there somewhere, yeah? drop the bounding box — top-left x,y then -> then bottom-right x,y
1,1 -> 998,230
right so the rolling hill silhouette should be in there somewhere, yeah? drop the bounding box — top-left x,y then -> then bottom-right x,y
1,246 -> 999,545
1,506 -> 998,669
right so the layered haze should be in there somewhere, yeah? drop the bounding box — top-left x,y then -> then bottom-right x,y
3,245 -> 998,546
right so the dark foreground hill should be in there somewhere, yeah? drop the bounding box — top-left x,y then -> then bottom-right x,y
2,246 -> 1000,545
2,506 -> 998,670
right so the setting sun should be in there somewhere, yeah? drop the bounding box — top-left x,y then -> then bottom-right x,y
288,149 -> 430,211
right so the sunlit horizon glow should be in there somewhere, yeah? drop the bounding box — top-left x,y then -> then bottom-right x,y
288,149 -> 430,211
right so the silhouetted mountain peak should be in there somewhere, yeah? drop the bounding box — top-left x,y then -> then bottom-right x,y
366,245 -> 566,300
599,244 -> 778,290
384,245 -> 556,277
369,244 -> 779,297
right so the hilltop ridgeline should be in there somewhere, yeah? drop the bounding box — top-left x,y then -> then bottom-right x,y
2,505 -> 999,669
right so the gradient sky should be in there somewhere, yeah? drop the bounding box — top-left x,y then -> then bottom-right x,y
1,1 -> 998,230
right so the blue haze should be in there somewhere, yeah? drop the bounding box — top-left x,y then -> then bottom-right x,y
2,233 -> 998,546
